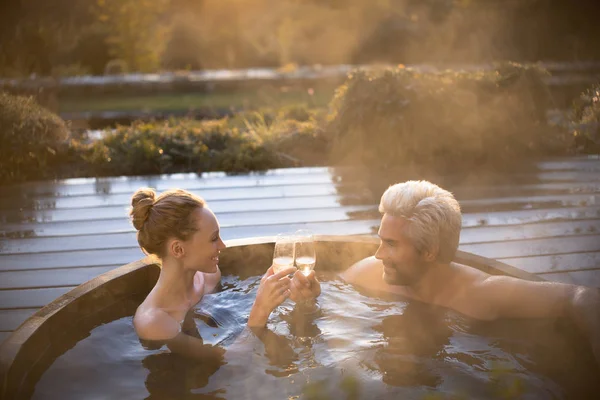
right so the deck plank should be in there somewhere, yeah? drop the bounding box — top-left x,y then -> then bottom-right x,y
3,218 -> 600,255
4,181 -> 600,213
2,234 -> 599,273
540,269 -> 600,287
3,167 -> 599,202
0,248 -> 144,271
3,192 -> 599,223
0,194 -> 359,224
0,183 -> 342,211
0,158 -> 599,337
500,252 -> 600,274
5,169 -> 336,198
0,205 -> 377,238
461,235 -> 600,262
3,205 -> 599,238
0,219 -> 381,255
0,308 -> 38,331
0,266 -> 118,289
0,287 -> 74,309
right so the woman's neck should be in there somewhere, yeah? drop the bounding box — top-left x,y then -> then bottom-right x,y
154,258 -> 198,308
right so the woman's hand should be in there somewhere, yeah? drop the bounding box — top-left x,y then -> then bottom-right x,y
290,270 -> 321,304
248,266 -> 296,327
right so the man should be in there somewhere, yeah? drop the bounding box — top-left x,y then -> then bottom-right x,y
292,180 -> 600,365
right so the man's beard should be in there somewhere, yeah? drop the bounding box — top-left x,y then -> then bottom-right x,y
383,262 -> 423,286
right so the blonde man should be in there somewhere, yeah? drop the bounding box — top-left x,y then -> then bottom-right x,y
298,180 -> 600,365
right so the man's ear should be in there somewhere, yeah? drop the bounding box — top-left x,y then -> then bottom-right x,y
422,245 -> 438,263
169,239 -> 185,259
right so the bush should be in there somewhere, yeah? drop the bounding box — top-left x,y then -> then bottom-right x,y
73,108 -> 326,178
570,83 -> 600,153
326,63 -> 566,178
0,92 -> 70,184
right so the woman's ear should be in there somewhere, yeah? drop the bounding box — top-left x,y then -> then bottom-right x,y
169,239 -> 185,258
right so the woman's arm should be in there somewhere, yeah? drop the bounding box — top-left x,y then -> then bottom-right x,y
248,266 -> 296,327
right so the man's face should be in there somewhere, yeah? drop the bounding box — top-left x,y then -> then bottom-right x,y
375,214 -> 428,286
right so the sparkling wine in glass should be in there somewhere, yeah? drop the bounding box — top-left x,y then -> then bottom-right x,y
272,234 -> 295,274
294,229 -> 316,276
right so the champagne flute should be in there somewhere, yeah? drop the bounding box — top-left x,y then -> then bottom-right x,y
272,234 -> 295,274
294,229 -> 316,276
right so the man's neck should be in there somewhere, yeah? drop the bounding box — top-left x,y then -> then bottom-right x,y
410,261 -> 452,303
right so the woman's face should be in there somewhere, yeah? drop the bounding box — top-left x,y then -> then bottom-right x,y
181,207 -> 226,273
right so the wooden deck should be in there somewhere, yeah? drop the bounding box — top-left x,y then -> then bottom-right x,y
1,157 -> 600,344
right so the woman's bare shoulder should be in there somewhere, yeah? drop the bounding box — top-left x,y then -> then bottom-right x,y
133,305 -> 181,341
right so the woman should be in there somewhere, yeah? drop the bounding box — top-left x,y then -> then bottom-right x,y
129,187 -> 298,356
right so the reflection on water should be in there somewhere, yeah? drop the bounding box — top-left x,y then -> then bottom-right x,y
31,274 -> 599,400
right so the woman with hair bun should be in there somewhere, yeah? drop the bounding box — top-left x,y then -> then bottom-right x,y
129,187 -> 296,357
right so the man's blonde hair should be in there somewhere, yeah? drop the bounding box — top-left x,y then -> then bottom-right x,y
379,180 -> 462,263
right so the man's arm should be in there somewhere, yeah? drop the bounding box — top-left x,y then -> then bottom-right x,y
475,276 -> 600,364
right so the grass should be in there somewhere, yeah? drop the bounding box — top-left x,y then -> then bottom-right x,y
58,86 -> 336,113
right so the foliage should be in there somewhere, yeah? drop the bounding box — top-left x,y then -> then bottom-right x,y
66,108 -> 325,179
0,92 -> 70,184
570,83 -> 600,153
94,0 -> 170,73
326,63 -> 566,178
3,1 -> 600,76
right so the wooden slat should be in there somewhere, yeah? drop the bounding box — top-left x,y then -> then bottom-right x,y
3,192 -> 599,223
1,219 -> 381,255
4,181 -> 600,213
0,183 -> 342,211
536,158 -> 600,171
1,204 -> 598,241
0,266 -> 118,289
0,308 -> 37,331
4,218 -> 600,256
0,194 -> 357,224
0,248 -> 144,271
535,171 -> 600,182
459,219 -> 600,245
0,287 -> 74,309
3,166 -> 599,202
460,235 -> 600,262
2,234 -> 599,273
0,205 -> 377,237
0,332 -> 10,344
461,206 -> 600,228
460,193 -> 600,210
4,168 -> 335,198
451,182 -> 600,203
501,252 -> 600,274
540,270 -> 600,287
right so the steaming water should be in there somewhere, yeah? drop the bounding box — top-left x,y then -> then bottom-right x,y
32,273 -> 599,400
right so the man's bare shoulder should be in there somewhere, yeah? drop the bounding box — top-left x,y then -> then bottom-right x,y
449,261 -> 490,283
133,306 -> 180,341
339,256 -> 383,286
339,256 -> 411,296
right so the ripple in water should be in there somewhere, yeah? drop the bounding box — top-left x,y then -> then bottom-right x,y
32,273 -> 599,400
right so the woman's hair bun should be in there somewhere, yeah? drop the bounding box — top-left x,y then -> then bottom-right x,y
130,188 -> 156,230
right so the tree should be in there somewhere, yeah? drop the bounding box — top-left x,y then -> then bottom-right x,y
95,0 -> 170,73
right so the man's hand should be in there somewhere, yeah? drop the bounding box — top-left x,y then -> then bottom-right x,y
290,270 -> 321,303
248,266 -> 296,327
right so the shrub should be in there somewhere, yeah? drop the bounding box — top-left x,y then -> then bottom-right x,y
570,83 -> 600,153
74,109 -> 326,178
326,63 -> 566,179
0,92 -> 70,184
